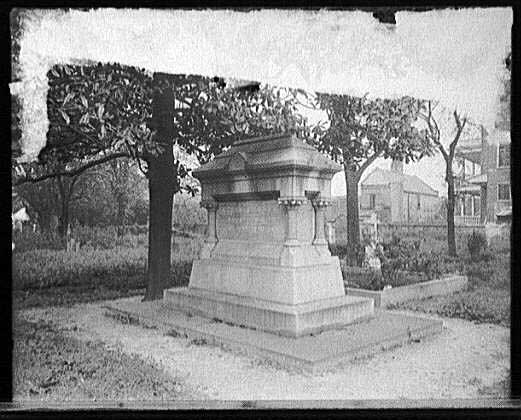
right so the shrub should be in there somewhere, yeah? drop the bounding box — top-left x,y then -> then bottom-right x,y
72,225 -> 118,249
328,243 -> 366,265
12,247 -> 193,291
12,229 -> 63,252
467,230 -> 488,261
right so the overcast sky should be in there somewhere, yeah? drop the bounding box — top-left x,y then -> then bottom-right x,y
14,8 -> 511,163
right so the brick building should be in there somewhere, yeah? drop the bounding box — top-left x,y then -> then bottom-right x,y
454,127 -> 511,224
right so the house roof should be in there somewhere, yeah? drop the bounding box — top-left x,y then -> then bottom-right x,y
467,173 -> 488,185
361,168 -> 439,196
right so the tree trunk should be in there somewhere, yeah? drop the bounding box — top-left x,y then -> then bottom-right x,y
143,83 -> 176,302
344,166 -> 361,266
55,177 -> 69,244
446,167 -> 457,257
116,192 -> 127,237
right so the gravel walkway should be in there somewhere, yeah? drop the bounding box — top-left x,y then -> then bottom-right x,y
18,301 -> 510,401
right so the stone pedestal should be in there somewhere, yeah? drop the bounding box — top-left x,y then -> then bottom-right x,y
164,134 -> 374,337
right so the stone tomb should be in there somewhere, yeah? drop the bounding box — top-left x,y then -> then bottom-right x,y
164,134 -> 374,337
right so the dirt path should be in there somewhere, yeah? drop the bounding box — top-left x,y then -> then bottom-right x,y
18,302 -> 510,401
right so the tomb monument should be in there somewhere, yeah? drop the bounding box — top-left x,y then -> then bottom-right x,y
165,134 -> 374,337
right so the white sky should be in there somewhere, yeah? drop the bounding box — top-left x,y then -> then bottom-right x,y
13,8 -> 512,172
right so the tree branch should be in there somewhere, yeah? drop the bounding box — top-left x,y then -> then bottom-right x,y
356,151 -> 380,181
14,152 -> 131,186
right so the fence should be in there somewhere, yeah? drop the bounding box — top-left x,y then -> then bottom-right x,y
329,220 -> 488,246
454,215 -> 481,226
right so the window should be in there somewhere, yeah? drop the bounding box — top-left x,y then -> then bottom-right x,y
369,194 -> 376,209
473,196 -> 481,217
497,183 -> 511,201
464,195 -> 473,216
498,143 -> 510,168
417,194 -> 421,210
465,159 -> 473,177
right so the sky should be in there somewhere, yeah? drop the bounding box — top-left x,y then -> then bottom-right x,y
12,8 -> 512,168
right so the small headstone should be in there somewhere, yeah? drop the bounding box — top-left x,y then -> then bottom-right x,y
364,239 -> 382,272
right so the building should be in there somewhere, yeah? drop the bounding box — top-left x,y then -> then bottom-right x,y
454,127 -> 511,224
358,160 -> 441,223
11,191 -> 33,233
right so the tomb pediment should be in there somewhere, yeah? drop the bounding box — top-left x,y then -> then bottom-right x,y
225,151 -> 248,172
193,134 -> 342,180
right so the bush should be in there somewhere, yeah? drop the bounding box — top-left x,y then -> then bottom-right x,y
328,242 -> 366,266
389,248 -> 510,326
467,230 -> 488,261
341,265 -> 383,290
12,229 -> 63,252
379,235 -> 465,280
72,225 -> 119,249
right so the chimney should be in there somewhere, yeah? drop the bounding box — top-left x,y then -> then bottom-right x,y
391,159 -> 404,173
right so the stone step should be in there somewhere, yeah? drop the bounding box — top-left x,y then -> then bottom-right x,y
164,287 -> 374,338
103,296 -> 443,373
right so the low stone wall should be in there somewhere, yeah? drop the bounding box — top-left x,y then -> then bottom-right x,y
345,274 -> 468,308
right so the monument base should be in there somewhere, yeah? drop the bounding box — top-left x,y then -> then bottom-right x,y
163,287 -> 374,337
104,296 -> 444,373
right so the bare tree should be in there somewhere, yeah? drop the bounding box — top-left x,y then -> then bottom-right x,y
418,101 -> 467,256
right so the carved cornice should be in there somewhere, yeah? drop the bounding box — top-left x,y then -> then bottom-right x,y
278,197 -> 306,207
311,199 -> 331,209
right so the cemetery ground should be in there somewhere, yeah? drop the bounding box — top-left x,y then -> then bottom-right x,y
12,228 -> 511,401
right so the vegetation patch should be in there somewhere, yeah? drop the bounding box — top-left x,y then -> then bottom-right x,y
341,263 -> 430,291
388,250 -> 510,326
13,317 -> 187,401
12,236 -> 197,311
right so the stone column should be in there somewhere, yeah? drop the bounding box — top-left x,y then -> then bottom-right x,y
200,199 -> 218,258
278,197 -> 305,265
312,198 -> 331,257
311,199 -> 330,246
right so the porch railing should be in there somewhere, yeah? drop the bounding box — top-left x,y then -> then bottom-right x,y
454,215 -> 481,226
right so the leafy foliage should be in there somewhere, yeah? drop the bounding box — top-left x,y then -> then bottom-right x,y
44,63 -> 155,163
311,94 -> 432,171
24,63 -> 311,191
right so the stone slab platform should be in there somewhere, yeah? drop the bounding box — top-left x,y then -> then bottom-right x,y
103,296 -> 443,373
164,287 -> 374,337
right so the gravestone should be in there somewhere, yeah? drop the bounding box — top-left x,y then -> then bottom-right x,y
164,134 -> 374,337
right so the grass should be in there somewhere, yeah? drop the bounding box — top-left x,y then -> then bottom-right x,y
12,233 -> 203,402
13,317 -> 189,401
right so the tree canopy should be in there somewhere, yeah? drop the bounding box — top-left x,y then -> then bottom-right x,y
14,62 -> 310,193
311,94 -> 433,176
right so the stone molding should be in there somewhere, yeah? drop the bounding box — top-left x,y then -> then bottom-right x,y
311,199 -> 331,209
200,199 -> 218,210
277,197 -> 307,207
